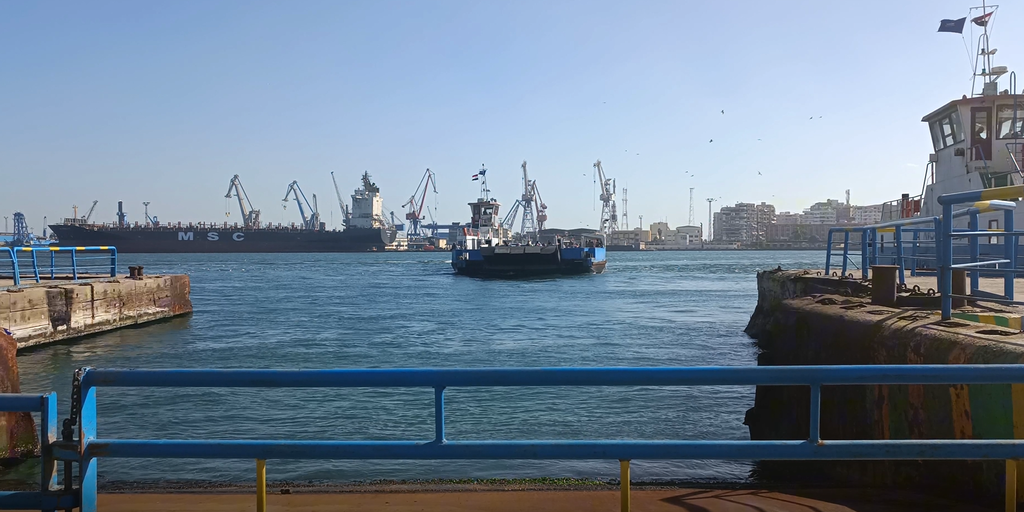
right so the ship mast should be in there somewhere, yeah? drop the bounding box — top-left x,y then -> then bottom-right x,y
970,2 -> 1002,97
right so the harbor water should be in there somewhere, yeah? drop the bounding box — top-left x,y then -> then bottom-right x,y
15,250 -> 821,484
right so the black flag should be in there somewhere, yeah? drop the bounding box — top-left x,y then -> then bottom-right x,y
937,17 -> 967,33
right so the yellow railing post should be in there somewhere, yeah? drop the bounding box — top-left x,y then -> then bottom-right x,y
620,459 -> 630,512
1007,459 -> 1017,512
257,459 -> 267,512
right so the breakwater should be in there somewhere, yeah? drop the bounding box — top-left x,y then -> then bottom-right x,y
745,269 -> 1024,505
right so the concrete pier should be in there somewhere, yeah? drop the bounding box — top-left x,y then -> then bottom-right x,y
745,269 -> 1024,506
1,274 -> 191,349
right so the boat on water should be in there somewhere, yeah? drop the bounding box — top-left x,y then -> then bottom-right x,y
450,170 -> 606,277
49,173 -> 398,253
876,4 -> 1022,263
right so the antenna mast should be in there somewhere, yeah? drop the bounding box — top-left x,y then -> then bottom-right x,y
706,197 -> 716,242
970,2 -> 1002,96
622,188 -> 628,230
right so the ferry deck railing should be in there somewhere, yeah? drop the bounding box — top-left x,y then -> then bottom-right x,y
62,365 -> 1024,512
939,186 -> 1024,319
0,246 -> 117,287
0,393 -> 75,511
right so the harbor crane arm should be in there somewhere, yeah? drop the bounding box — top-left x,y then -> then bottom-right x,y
225,175 -> 261,228
330,172 -> 351,223
282,181 -> 320,230
403,169 -> 437,236
84,200 -> 98,222
532,182 -> 548,231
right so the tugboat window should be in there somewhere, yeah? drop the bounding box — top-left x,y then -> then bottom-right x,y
996,105 -> 1024,139
930,110 -> 964,150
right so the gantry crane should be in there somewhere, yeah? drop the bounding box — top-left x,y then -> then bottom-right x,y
501,161 -> 549,241
225,175 -> 261,228
331,171 -> 351,228
402,168 -> 437,237
594,160 -> 618,234
282,180 -> 321,230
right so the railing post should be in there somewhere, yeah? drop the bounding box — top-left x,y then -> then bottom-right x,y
79,376 -> 98,512
841,231 -> 851,276
30,249 -> 41,283
50,249 -> 55,280
860,230 -> 869,280
620,459 -> 630,512
941,205 -> 954,320
1007,459 -> 1017,512
809,385 -> 821,444
871,229 -> 879,270
3,248 -> 17,287
434,386 -> 446,443
911,229 -> 919,277
969,213 -> 980,293
109,248 -> 117,277
825,230 -> 834,275
895,226 -> 906,285
40,393 -> 57,494
70,249 -> 79,281
256,459 -> 266,512
1005,209 -> 1015,301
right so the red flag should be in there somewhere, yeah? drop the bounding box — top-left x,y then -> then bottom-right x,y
971,11 -> 992,26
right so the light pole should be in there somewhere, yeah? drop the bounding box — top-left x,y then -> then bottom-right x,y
143,202 -> 151,227
706,198 -> 716,242
3,216 -> 7,233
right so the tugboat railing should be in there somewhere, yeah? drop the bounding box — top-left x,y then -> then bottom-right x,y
60,365 -> 1024,512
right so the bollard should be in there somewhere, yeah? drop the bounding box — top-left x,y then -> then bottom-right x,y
952,269 -> 967,309
136,265 -> 144,277
620,459 -> 630,512
127,266 -> 138,278
870,265 -> 899,306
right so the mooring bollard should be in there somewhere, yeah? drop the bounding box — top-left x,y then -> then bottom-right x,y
870,265 -> 899,306
127,266 -> 138,278
136,265 -> 144,277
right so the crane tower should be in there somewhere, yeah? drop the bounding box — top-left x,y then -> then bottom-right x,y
594,160 -> 618,234
688,188 -> 695,226
403,168 -> 437,237
518,161 -> 538,240
225,175 -> 261,228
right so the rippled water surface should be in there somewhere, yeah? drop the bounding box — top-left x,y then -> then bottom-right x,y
16,250 -> 821,483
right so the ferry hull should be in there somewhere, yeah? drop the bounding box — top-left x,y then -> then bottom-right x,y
451,247 -> 606,277
49,224 -> 397,253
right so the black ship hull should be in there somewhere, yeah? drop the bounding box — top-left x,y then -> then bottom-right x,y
48,224 -> 397,253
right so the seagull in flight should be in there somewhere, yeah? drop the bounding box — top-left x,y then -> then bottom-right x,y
758,171 -> 762,176
709,139 -> 713,143
721,110 -> 725,114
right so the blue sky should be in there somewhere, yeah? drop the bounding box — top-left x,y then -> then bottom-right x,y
2,0 -> 1021,232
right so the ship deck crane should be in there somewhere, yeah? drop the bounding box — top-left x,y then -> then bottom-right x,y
330,171 -> 351,228
282,180 -> 321,230
225,175 -> 261,228
594,160 -> 618,235
402,168 -> 437,237
83,200 -> 98,223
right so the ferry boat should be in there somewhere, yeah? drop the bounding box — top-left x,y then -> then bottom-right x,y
883,4 -> 1021,253
450,171 -> 607,277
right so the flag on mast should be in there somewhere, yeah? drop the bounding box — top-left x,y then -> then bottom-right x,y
971,11 -> 992,27
937,17 -> 967,33
472,174 -> 479,181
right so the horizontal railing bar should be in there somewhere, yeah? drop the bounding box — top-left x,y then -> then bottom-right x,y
950,260 -> 1012,268
947,294 -> 1024,305
948,231 -> 1024,236
0,491 -> 78,510
82,366 -> 1024,388
0,394 -> 45,412
86,439 -> 1024,461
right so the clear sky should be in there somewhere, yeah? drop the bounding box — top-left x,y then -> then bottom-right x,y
2,0 -> 1021,233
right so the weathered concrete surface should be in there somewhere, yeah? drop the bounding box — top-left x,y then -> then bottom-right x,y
1,275 -> 191,349
745,269 -> 1024,505
91,488 -> 988,512
0,330 -> 38,465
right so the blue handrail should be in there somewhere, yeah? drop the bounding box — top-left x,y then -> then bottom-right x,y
4,246 -> 117,286
0,393 -> 76,511
71,364 -> 1024,512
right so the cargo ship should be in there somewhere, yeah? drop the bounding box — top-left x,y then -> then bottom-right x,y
450,172 -> 606,277
49,173 -> 398,253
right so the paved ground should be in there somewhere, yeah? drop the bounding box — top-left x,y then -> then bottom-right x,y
85,489 -> 991,512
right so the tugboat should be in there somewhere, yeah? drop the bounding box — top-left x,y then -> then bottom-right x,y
451,168 -> 607,277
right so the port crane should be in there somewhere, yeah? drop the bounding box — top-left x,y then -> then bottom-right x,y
330,171 -> 351,228
282,181 -> 321,230
83,200 -> 98,223
402,168 -> 437,237
225,175 -> 261,228
594,160 -> 618,234
501,161 -> 548,240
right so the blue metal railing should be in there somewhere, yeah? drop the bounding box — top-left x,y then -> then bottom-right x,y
0,393 -> 77,511
1,246 -> 117,287
66,365 -> 1024,512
